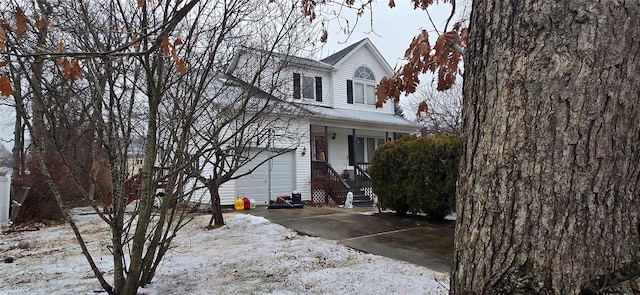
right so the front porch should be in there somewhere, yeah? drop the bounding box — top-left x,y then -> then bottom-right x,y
304,109 -> 419,206
310,160 -> 374,207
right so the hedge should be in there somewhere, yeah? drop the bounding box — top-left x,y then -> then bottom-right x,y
369,135 -> 461,219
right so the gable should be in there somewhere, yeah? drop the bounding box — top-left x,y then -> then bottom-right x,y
322,38 -> 393,77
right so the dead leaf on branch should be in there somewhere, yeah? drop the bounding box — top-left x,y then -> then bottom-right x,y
33,12 -> 47,30
375,29 -> 464,107
416,101 -> 429,118
161,36 -> 171,54
176,59 -> 187,75
56,58 -> 83,80
15,7 -> 29,39
444,30 -> 460,46
0,75 -> 12,97
320,27 -> 328,43
161,36 -> 188,75
0,26 -> 7,51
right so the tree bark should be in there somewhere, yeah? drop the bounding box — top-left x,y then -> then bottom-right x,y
453,1 -> 640,294
208,182 -> 225,227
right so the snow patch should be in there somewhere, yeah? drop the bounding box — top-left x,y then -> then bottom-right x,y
1,211 -> 449,294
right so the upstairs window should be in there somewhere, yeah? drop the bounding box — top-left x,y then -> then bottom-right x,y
293,73 -> 322,102
354,66 -> 375,80
347,66 -> 376,105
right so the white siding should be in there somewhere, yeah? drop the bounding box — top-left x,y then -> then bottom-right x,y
330,46 -> 394,114
321,128 -> 388,171
287,67 -> 333,107
185,162 -> 237,205
295,140 -> 312,202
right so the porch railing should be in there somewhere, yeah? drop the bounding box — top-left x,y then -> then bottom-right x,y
311,161 -> 350,204
354,162 -> 371,182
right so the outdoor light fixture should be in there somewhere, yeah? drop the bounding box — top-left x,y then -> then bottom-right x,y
332,133 -> 336,140
302,147 -> 307,156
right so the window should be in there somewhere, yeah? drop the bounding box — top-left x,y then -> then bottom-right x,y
347,66 -> 376,105
354,66 -> 375,80
293,73 -> 322,102
366,138 -> 376,162
348,135 -> 385,165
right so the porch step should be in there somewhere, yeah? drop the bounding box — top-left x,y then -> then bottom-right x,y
352,192 -> 374,207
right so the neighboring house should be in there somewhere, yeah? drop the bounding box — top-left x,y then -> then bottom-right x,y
126,138 -> 145,177
194,38 -> 420,207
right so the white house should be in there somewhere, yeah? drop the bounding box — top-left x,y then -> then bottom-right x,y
192,38 -> 420,207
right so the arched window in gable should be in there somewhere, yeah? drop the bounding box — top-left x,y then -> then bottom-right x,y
354,66 -> 375,80
347,66 -> 377,105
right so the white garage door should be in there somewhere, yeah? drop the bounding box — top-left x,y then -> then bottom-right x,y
236,149 -> 295,205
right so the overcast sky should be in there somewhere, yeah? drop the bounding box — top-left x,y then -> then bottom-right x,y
318,1 -> 454,70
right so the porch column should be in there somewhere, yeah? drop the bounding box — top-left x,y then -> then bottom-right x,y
351,128 -> 356,166
324,126 -> 329,162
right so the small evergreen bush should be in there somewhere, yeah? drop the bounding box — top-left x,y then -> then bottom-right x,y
369,136 -> 414,215
370,135 -> 461,219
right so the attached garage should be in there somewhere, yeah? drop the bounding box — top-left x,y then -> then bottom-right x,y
235,149 -> 296,205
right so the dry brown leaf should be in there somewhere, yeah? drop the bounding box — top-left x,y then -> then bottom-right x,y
34,13 -> 43,30
416,101 -> 429,118
161,36 -> 170,54
0,27 -> 6,51
176,59 -> 187,75
57,58 -> 84,80
15,7 -> 28,39
0,75 -> 12,97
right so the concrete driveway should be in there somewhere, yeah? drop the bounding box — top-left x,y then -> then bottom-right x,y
244,205 -> 454,273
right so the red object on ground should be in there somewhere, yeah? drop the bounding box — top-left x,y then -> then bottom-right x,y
243,197 -> 250,210
276,195 -> 290,203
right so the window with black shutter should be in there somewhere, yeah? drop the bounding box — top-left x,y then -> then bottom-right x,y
315,77 -> 322,102
293,73 -> 301,99
347,79 -> 353,104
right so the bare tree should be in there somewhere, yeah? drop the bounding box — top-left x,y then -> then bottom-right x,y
412,81 -> 462,135
0,0 -> 316,294
186,2 -> 313,227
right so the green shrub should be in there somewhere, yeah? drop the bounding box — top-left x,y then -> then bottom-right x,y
408,136 -> 461,219
369,136 -> 415,215
370,135 -> 461,219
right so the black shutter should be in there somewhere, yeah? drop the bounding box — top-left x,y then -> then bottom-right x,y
293,73 -> 301,99
315,77 -> 322,102
348,135 -> 354,166
347,79 -> 353,104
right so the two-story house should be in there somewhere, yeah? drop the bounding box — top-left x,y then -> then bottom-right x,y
192,38 -> 420,207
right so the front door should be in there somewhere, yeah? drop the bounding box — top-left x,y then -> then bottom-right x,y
314,135 -> 326,161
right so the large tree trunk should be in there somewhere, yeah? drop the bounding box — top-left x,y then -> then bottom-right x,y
452,1 -> 640,294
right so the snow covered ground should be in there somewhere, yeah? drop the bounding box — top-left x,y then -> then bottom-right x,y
1,210 -> 450,294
